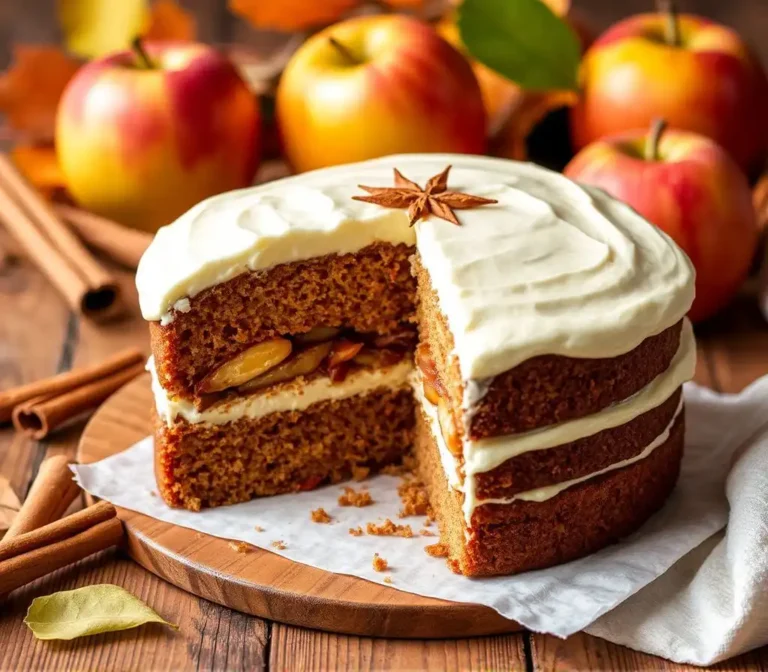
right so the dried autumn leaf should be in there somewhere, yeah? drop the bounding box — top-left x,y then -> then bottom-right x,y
144,0 -> 197,41
0,475 -> 21,538
59,0 -> 149,59
24,584 -> 178,640
229,0 -> 358,31
0,46 -> 81,139
11,144 -> 67,197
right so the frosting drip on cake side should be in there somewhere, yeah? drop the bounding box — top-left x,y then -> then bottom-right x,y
137,154 -> 694,379
148,357 -> 412,426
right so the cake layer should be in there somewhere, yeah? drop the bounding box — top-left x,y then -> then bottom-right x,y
155,387 -> 414,511
149,242 -> 416,400
415,409 -> 685,577
416,257 -> 686,440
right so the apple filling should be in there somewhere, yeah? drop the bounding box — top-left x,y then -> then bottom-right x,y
196,326 -> 415,405
416,344 -> 462,456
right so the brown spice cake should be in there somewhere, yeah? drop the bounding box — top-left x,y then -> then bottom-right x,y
415,408 -> 685,577
414,259 -> 683,441
155,387 -> 413,510
152,242 -> 416,400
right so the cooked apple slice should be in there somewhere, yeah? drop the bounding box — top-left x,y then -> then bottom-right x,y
239,342 -> 333,392
199,338 -> 292,393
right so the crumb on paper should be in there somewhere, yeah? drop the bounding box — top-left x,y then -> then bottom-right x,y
254,525 -> 264,532
381,454 -> 417,477
425,542 -> 449,558
228,541 -> 250,553
348,526 -> 364,536
397,476 -> 430,518
383,576 -> 393,584
366,519 -> 413,538
338,486 -> 373,507
149,490 -> 157,497
271,540 -> 287,550
372,553 -> 388,572
419,529 -> 435,537
311,507 -> 332,524
352,465 -> 370,481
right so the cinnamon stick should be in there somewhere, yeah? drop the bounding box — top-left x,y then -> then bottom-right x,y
0,348 -> 143,423
2,455 -> 80,541
13,361 -> 145,439
55,204 -> 152,270
0,500 -> 115,562
0,154 -> 121,320
0,507 -> 123,595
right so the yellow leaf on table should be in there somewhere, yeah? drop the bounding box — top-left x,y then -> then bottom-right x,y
11,144 -> 67,198
0,46 -> 81,139
144,0 -> 197,41
24,584 -> 178,640
229,0 -> 358,31
58,0 -> 148,59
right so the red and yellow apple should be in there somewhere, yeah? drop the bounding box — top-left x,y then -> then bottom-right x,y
56,41 -> 260,233
565,121 -> 759,322
571,9 -> 768,175
276,15 -> 486,173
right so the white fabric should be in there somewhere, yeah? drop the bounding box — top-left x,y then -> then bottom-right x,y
71,378 -> 768,665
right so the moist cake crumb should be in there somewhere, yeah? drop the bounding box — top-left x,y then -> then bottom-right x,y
419,529 -> 435,537
271,540 -> 287,550
228,541 -> 250,553
397,476 -> 430,517
383,576 -> 393,584
349,526 -> 364,536
352,465 -> 371,481
338,486 -> 374,507
372,553 -> 388,572
425,542 -> 449,558
367,519 -> 413,538
311,507 -> 332,523
254,525 -> 264,532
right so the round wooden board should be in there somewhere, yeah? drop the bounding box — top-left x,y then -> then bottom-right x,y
77,374 -> 521,639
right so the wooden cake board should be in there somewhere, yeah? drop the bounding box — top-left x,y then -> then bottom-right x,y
77,374 -> 522,639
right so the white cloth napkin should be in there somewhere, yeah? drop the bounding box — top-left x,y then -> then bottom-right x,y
71,377 -> 768,665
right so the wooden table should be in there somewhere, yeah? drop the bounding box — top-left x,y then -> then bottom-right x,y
1,230 -> 768,671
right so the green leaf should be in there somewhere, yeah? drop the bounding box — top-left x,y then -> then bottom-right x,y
24,585 -> 178,640
458,0 -> 581,92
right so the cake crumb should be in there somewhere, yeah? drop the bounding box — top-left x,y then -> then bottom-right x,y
348,526 -> 364,536
254,525 -> 264,532
419,528 -> 435,537
311,507 -> 332,523
397,476 -> 430,517
149,490 -> 157,497
228,541 -> 250,553
425,542 -> 449,558
352,465 -> 370,481
381,454 -> 417,477
372,553 -> 388,572
366,519 -> 413,538
271,540 -> 287,550
383,576 -> 393,584
338,486 -> 374,507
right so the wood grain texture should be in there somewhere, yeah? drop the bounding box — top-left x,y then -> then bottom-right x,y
270,624 -> 528,671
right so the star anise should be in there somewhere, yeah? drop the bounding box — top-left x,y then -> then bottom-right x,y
351,165 -> 498,226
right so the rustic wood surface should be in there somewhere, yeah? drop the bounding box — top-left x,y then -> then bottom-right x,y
2,0 -> 768,669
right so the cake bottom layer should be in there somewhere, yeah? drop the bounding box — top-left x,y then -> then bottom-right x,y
415,409 -> 685,577
155,387 -> 414,510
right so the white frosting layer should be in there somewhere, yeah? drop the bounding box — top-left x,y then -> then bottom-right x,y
416,319 -> 694,524
148,357 -> 412,426
137,154 -> 694,381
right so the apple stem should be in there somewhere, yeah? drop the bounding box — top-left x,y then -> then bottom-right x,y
328,37 -> 357,65
132,36 -> 154,69
657,0 -> 681,47
645,118 -> 668,162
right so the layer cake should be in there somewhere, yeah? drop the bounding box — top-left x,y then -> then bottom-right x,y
137,154 -> 695,576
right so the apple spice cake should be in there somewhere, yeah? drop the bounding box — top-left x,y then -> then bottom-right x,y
137,154 -> 695,576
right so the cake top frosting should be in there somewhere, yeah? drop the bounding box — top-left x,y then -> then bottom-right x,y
136,154 -> 695,380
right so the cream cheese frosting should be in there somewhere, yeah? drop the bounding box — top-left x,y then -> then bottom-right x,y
148,357 -> 412,426
415,318 -> 695,524
137,154 -> 694,382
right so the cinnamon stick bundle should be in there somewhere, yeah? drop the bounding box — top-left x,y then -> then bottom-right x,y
0,501 -> 124,596
0,348 -> 144,437
0,154 -> 121,320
